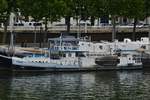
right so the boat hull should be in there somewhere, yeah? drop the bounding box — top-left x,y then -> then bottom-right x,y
95,56 -> 119,66
142,58 -> 150,68
12,57 -> 80,71
0,55 -> 12,70
12,65 -> 92,72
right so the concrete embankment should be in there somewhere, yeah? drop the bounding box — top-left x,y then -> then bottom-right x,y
0,26 -> 149,43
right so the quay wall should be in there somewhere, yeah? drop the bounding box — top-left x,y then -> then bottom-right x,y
0,26 -> 149,43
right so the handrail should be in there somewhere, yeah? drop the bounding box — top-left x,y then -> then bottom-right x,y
0,26 -> 149,33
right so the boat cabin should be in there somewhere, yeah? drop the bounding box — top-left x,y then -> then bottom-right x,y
48,35 -> 86,59
48,35 -> 79,51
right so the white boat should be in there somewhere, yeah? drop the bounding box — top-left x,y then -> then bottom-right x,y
95,53 -> 142,69
94,37 -> 148,68
117,53 -> 142,67
11,35 -> 96,70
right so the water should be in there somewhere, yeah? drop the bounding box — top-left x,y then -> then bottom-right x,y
0,70 -> 150,100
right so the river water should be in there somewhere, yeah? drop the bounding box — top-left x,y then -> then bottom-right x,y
0,70 -> 150,100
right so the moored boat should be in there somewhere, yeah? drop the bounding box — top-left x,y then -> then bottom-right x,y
95,55 -> 119,66
95,52 -> 142,69
11,35 -> 97,71
0,54 -> 12,70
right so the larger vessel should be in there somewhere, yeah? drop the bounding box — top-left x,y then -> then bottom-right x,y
94,37 -> 149,69
11,35 -> 97,71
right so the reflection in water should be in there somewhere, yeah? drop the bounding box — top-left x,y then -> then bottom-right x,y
0,71 -> 150,100
0,71 -> 12,100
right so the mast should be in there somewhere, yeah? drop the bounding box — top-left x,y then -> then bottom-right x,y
9,12 -> 15,56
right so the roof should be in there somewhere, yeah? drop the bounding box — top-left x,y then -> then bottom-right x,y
48,36 -> 79,42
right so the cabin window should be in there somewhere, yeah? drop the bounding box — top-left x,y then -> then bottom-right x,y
64,47 -> 67,50
141,45 -> 146,49
63,54 -> 66,57
68,53 -> 72,57
129,58 -> 131,60
117,59 -> 120,63
76,52 -> 85,57
99,46 -> 103,49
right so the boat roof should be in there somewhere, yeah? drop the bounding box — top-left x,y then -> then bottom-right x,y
48,36 -> 79,42
49,49 -> 88,52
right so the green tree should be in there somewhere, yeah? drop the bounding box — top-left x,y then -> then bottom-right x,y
0,0 -> 8,42
87,0 -> 109,26
144,0 -> 150,39
0,0 -> 8,43
46,0 -> 66,42
107,0 -> 145,41
16,0 -> 33,21
63,0 -> 74,33
0,0 -> 7,12
108,0 -> 123,41
119,0 -> 145,40
17,0 -> 65,44
125,0 -> 145,40
0,0 -> 15,43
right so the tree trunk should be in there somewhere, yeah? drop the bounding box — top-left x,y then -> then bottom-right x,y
148,22 -> 150,41
43,17 -> 48,46
132,18 -> 137,41
97,18 -> 100,26
91,16 -> 95,26
65,16 -> 70,34
2,21 -> 8,44
76,17 -> 79,26
146,17 -> 148,24
39,27 -> 42,48
112,16 -> 116,42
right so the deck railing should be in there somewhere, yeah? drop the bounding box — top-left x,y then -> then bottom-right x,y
0,25 -> 149,33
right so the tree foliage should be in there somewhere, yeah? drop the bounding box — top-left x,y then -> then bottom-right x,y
16,0 -> 65,22
125,0 -> 145,40
126,0 -> 145,19
0,0 -> 8,13
0,0 -> 14,43
0,0 -> 8,23
0,0 -> 150,42
144,0 -> 150,17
